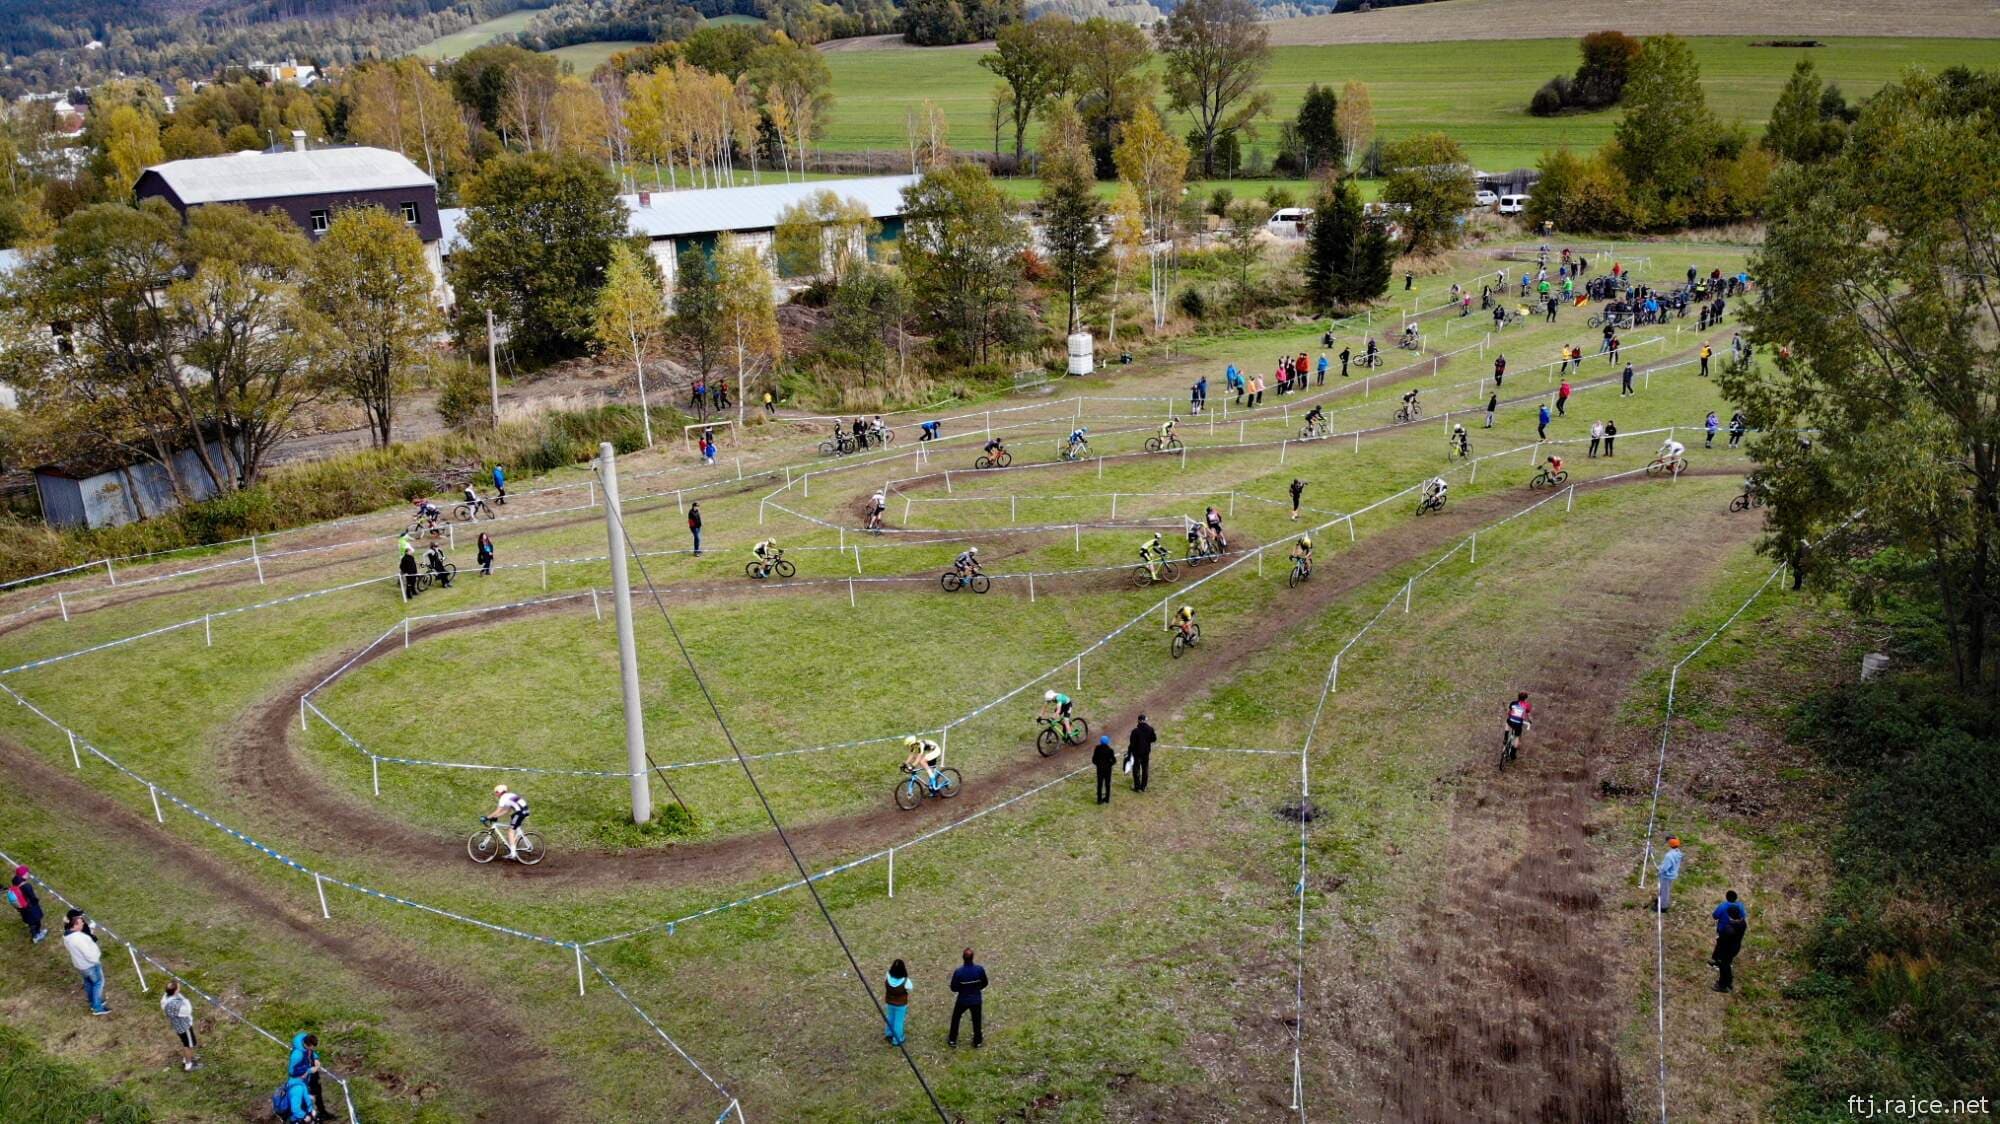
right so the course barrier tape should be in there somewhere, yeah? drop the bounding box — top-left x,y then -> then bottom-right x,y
0,845 -> 362,1123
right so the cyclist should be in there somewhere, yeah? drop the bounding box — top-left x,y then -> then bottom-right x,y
982,435 -> 1006,461
903,735 -> 943,790
424,541 -> 453,587
1451,423 -> 1469,458
868,490 -> 887,531
412,497 -> 441,527
487,783 -> 530,860
1040,688 -> 1076,741
1138,532 -> 1167,581
1422,475 -> 1449,508
1157,417 -> 1177,446
1204,506 -> 1227,550
1186,521 -> 1205,558
1364,338 -> 1379,367
953,545 -> 981,578
1505,692 -> 1532,748
1289,533 -> 1313,579
1399,387 -> 1421,417
462,482 -> 483,513
1170,604 -> 1196,642
1544,452 -> 1565,479
1658,437 -> 1687,471
869,415 -> 890,445
1067,426 -> 1090,457
751,538 -> 781,577
1400,323 -> 1420,349
1304,404 -> 1325,436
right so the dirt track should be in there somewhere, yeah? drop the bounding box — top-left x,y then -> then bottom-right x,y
1265,0 -> 2000,46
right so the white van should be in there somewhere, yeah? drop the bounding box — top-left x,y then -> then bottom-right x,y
1497,194 -> 1530,215
1473,189 -> 1498,208
1266,207 -> 1312,237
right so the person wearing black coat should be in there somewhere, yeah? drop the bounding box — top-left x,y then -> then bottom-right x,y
1091,736 -> 1116,804
1127,716 -> 1156,792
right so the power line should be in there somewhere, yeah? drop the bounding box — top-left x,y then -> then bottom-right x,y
592,461 -> 954,1124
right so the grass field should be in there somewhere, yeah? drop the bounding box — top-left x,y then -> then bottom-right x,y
0,241 -> 1833,1120
821,36 -> 2000,171
547,40 -> 650,73
411,7 -> 544,59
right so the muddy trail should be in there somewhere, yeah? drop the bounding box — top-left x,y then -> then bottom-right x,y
1347,502 -> 1751,1122
0,734 -> 575,1122
210,469 -> 1739,898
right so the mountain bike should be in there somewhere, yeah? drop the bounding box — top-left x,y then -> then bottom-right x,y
1647,455 -> 1689,478
1287,555 -> 1312,588
1728,488 -> 1766,513
1130,557 -> 1179,587
469,817 -> 545,865
1416,491 -> 1447,516
453,498 -> 494,522
1393,401 -> 1423,423
1299,421 -> 1328,441
413,562 -> 456,593
1530,465 -> 1569,490
1500,721 -> 1527,769
1036,713 -> 1090,757
940,569 -> 991,594
1170,621 -> 1202,659
1060,440 -> 1090,462
1357,351 -> 1383,369
1397,334 -> 1423,352
1144,434 -> 1183,454
818,433 -> 856,457
745,553 -> 796,580
893,764 -> 963,810
974,449 -> 1012,469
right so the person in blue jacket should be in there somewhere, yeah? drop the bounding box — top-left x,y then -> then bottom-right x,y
1538,402 -> 1551,440
272,1075 -> 315,1122
491,464 -> 506,504
288,1032 -> 333,1119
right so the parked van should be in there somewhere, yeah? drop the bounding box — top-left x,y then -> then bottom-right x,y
1497,194 -> 1530,215
1266,207 -> 1312,237
1473,189 -> 1498,208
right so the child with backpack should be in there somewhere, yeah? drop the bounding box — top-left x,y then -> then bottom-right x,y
7,865 -> 44,943
271,1075 -> 314,1122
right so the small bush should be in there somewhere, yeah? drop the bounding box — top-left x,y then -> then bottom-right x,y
436,360 -> 493,431
1530,77 -> 1569,117
1177,287 -> 1208,321
1207,188 -> 1234,217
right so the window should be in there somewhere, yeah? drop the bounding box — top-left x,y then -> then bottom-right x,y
400,201 -> 419,226
309,209 -> 329,234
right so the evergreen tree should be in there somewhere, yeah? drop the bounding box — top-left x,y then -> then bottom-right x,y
1763,58 -> 1844,164
1304,176 -> 1360,313
668,245 -> 723,389
1343,216 -> 1394,305
1037,104 -> 1107,335
1294,83 -> 1339,174
1612,35 -> 1716,201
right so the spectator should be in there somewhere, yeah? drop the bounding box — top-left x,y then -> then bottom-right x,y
1705,411 -> 1720,448
1190,376 -> 1206,415
1229,363 -> 1244,405
399,550 -> 419,599
1621,362 -> 1636,397
919,421 -> 941,441
1557,380 -> 1571,416
1339,348 -> 1351,378
1654,837 -> 1684,912
948,949 -> 988,1048
1710,891 -> 1748,993
883,959 -> 911,1046
1603,420 -> 1618,457
289,1032 -> 332,1119
1538,403 -> 1550,440
1316,354 -> 1328,385
1589,420 -> 1604,458
687,502 -> 703,556
491,464 -> 506,505
1492,355 -> 1506,388
1128,714 -> 1156,792
272,1075 -> 315,1123
1404,271 -> 1413,291
1092,736 -> 1116,804
475,533 -> 494,577
7,865 -> 44,943
62,913 -> 108,1015
1728,412 -> 1746,448
1699,344 -> 1712,378
161,979 -> 199,1071
1250,375 -> 1264,407
1484,392 -> 1497,429
1609,336 -> 1622,365
1289,479 -> 1306,521
763,390 -> 776,417
702,437 -> 716,466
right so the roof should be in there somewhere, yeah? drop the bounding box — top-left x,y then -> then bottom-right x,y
139,146 -> 435,206
438,175 -> 920,253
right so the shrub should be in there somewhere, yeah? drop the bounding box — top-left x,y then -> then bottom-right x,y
1207,188 -> 1234,217
1177,287 -> 1208,321
1530,77 -> 1569,117
436,360 -> 494,431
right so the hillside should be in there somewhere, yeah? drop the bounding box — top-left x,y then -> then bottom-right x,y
1266,0 -> 2000,45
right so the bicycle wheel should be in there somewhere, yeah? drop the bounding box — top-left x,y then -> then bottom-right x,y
975,456 -> 993,469
894,776 -> 922,811
1729,494 -> 1748,512
1144,437 -> 1163,453
1672,459 -> 1688,478
819,440 -> 838,456
444,563 -> 458,581
1530,472 -> 1548,491
745,561 -> 765,580
514,832 -> 545,866
1554,472 -> 1568,485
996,451 -> 1011,467
1188,623 -> 1201,648
1065,717 -> 1090,746
468,829 -> 499,863
453,504 -> 473,521
1158,559 -> 1179,582
1037,727 -> 1060,757
940,572 -> 961,592
1411,403 -> 1423,419
774,558 -> 796,578
968,574 -> 991,594
935,768 -> 963,799
1171,631 -> 1187,659
1166,437 -> 1182,452
1288,562 -> 1303,588
414,573 -> 433,593
878,428 -> 896,446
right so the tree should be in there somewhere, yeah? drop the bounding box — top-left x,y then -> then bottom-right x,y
899,163 -> 1029,364
824,265 -> 909,378
1072,17 -> 1153,175
1106,188 -> 1143,348
1725,72 -> 2000,689
304,208 -> 440,449
1219,198 -> 1264,306
1763,58 -> 1845,164
1294,83 -> 1339,174
1612,35 -> 1716,201
1304,176 -> 1360,313
712,243 -> 781,426
593,242 -> 667,446
1525,146 -> 1634,232
750,35 -> 833,179
1336,81 -> 1374,172
1037,103 -> 1106,335
346,59 -> 471,190
448,152 -> 625,364
169,205 -> 319,486
1156,0 -> 1271,178
980,20 -> 1060,165
1114,105 -> 1188,332
773,189 -> 878,282
1346,215 -> 1394,304
1380,132 -> 1474,253
668,245 -> 723,390
99,105 -> 164,200
1572,30 -> 1642,108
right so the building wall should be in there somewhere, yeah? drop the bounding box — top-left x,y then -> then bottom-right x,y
37,443 -> 228,530
136,178 -> 444,245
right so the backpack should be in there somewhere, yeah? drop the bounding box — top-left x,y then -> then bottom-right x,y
271,1086 -> 295,1120
4,883 -> 26,910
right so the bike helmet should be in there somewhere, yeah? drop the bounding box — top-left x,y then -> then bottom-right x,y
968,546 -> 978,554
493,783 -> 509,795
904,736 -> 920,749
1044,690 -> 1057,702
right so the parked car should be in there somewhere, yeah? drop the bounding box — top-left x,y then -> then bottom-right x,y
1474,189 -> 1499,207
1266,207 -> 1312,237
1497,193 -> 1530,215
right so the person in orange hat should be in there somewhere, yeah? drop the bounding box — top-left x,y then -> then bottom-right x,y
1655,837 -> 1685,912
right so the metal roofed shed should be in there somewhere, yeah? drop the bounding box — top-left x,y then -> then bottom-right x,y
136,146 -> 435,206
33,438 -> 230,529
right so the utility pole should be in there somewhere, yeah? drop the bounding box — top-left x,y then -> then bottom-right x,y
486,309 -> 500,427
600,443 -> 652,823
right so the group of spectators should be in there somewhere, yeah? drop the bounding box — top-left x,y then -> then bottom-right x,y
1652,839 -> 1752,993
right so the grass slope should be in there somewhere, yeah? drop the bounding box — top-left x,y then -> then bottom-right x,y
411,8 -> 543,59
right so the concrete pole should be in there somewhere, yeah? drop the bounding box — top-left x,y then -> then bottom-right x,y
599,443 -> 652,823
487,309 -> 501,426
